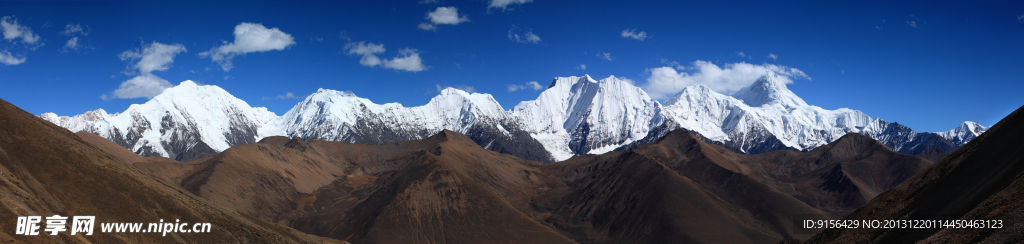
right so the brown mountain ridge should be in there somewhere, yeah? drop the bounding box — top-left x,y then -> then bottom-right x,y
806,104 -> 1024,243
79,121 -> 937,243
47,98 -> 956,243
0,98 -> 343,243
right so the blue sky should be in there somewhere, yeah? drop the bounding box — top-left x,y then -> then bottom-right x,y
1,0 -> 1021,132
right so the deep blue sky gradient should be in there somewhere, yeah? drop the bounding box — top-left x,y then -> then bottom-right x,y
1,0 -> 1021,132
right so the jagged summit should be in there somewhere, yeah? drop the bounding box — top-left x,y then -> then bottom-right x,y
730,71 -> 809,108
43,74 -> 986,164
937,121 -> 989,146
512,74 -> 663,160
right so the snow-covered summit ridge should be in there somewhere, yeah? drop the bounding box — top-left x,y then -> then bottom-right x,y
512,75 -> 662,160
41,80 -> 278,160
41,75 -> 988,163
730,71 -> 809,108
937,121 -> 989,146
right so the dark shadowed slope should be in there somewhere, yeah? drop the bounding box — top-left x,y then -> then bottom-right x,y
0,98 -> 342,243
173,126 -> 930,244
807,104 -> 1024,243
181,131 -> 576,244
915,147 -> 949,163
544,151 -> 784,244
632,130 -> 933,218
627,130 -> 834,240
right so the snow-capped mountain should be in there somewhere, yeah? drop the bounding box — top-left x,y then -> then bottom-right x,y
41,74 -> 986,163
40,80 -> 277,161
642,72 -> 872,154
937,121 -> 988,146
511,75 -> 663,160
277,87 -> 553,162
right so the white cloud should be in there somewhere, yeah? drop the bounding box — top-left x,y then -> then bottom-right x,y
576,64 -> 586,70
104,73 -> 174,100
59,24 -> 91,54
1,16 -> 41,45
60,23 -> 87,36
383,48 -> 427,72
508,81 -> 544,92
199,22 -> 296,71
767,53 -> 778,61
419,0 -> 438,4
736,52 -> 746,58
621,28 -> 648,41
421,7 -> 469,30
345,41 -> 385,66
642,60 -> 810,100
0,49 -> 26,65
61,37 -> 79,53
345,42 -> 427,72
418,22 -> 437,31
508,25 -> 540,44
106,41 -> 186,99
277,92 -> 298,99
598,52 -> 613,61
906,21 -> 917,28
119,42 -> 187,74
660,58 -> 682,69
419,6 -> 470,31
1018,14 -> 1024,21
489,0 -> 532,11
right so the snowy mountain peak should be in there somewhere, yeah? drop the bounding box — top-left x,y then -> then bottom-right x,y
730,71 -> 808,108
512,74 -> 663,160
178,80 -> 199,87
664,85 -> 716,106
583,74 -> 596,82
937,121 -> 989,146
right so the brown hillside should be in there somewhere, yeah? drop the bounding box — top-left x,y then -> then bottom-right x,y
75,131 -> 208,184
182,130 -> 575,243
0,98 -> 343,243
807,104 -> 1024,243
546,151 -> 783,244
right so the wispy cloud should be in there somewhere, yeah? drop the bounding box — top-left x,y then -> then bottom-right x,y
508,81 -> 543,92
60,23 -> 88,36
59,23 -> 92,54
906,15 -> 924,28
642,61 -> 810,100
345,41 -> 428,72
621,28 -> 648,41
597,52 -> 613,61
104,41 -> 187,100
489,0 -> 532,11
1,16 -> 41,45
0,49 -> 26,65
419,7 -> 470,31
767,53 -> 778,61
508,25 -> 540,44
575,64 -> 586,70
199,22 -> 296,72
